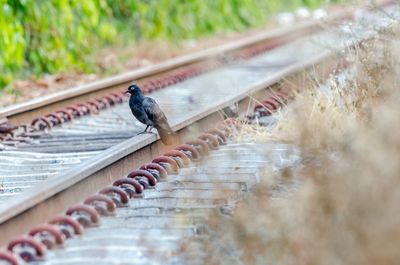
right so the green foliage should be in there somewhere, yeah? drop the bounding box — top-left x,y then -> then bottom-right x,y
0,0 -> 25,87
0,0 -> 339,89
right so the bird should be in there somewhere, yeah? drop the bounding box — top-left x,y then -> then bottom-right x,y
125,83 -> 174,145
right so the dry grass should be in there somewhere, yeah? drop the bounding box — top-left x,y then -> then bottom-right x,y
203,17 -> 400,265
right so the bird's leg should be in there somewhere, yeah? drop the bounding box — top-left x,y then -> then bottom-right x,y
148,126 -> 158,135
138,125 -> 149,134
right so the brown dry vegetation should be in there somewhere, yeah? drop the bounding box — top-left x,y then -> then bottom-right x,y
203,18 -> 400,265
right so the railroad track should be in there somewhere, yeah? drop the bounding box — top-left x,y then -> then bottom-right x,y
0,10 -> 348,204
0,7 -> 350,220
0,2 -> 397,264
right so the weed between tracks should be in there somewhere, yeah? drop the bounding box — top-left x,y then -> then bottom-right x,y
194,17 -> 400,265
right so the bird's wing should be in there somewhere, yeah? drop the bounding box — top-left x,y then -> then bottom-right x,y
142,97 -> 172,131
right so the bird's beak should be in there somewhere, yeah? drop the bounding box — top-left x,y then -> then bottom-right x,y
124,90 -> 130,94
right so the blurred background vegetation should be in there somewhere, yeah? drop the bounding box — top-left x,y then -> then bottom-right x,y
0,0 -> 338,89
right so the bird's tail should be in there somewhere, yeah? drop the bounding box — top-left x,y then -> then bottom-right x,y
155,125 -> 174,145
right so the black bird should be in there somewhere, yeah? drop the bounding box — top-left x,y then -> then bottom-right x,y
126,83 -> 173,145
